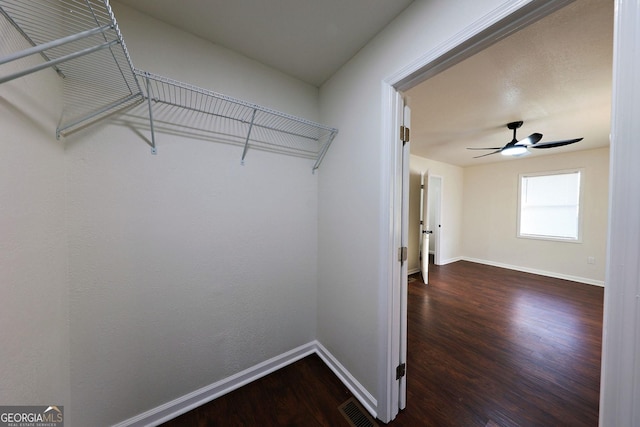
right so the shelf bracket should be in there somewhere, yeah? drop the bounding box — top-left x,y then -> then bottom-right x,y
144,72 -> 158,155
240,108 -> 257,165
312,130 -> 338,173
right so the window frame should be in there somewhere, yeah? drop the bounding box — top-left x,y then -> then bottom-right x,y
516,168 -> 584,243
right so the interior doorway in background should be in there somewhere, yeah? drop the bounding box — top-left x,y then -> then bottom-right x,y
419,173 -> 443,284
427,175 -> 442,266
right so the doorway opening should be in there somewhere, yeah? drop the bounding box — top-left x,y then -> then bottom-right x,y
382,0 -> 612,423
426,174 -> 442,267
416,171 -> 443,284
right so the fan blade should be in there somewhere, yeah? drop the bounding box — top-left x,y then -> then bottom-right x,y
530,137 -> 583,149
516,133 -> 543,146
473,150 -> 502,158
467,147 -> 504,150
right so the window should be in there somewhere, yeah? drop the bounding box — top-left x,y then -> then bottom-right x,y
518,170 -> 582,242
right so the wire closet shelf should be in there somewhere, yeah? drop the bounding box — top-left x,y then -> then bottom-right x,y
0,0 -> 338,171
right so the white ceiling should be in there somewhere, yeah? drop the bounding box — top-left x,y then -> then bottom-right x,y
406,0 -> 613,166
115,0 -> 414,87
115,0 -> 613,168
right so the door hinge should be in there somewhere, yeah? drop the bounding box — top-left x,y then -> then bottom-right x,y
398,247 -> 408,263
400,125 -> 410,143
396,363 -> 406,380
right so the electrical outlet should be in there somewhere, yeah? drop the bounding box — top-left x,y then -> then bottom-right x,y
587,256 -> 595,265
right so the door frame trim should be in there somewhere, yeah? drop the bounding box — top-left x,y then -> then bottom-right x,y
378,0 -> 574,423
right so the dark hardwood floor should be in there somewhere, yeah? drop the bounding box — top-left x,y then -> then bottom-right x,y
161,261 -> 603,426
396,261 -> 603,427
162,353 -> 353,426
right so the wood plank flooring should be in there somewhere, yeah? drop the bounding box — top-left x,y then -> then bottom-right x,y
161,261 -> 603,426
161,353 -> 354,426
397,261 -> 603,426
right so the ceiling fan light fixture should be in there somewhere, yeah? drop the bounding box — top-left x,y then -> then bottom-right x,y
501,145 -> 528,156
467,123 -> 580,159
519,136 -> 533,146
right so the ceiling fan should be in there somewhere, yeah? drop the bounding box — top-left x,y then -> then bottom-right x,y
467,121 -> 583,158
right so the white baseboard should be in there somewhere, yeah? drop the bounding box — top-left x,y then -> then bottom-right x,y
112,342 -> 316,427
408,256 -> 461,274
462,257 -> 605,287
314,341 -> 377,417
112,340 -> 376,427
439,256 -> 463,266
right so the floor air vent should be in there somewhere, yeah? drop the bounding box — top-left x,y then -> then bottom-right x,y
338,397 -> 379,427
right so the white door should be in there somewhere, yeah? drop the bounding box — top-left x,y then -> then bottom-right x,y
399,103 -> 410,410
420,172 -> 431,284
388,90 -> 409,422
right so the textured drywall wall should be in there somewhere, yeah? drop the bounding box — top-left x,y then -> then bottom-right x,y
0,22 -> 69,411
67,4 -> 319,426
462,147 -> 609,283
317,0 -> 508,413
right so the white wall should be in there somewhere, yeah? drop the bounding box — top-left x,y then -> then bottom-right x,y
409,155 -> 465,271
317,0 -> 508,417
462,147 -> 609,284
408,148 -> 608,285
63,4 -> 321,426
0,23 -> 70,410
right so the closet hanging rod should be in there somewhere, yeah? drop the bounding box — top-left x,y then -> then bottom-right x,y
0,38 -> 119,85
0,24 -> 112,67
56,92 -> 144,139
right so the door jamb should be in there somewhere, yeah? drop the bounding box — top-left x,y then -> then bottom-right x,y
378,0 -> 573,423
